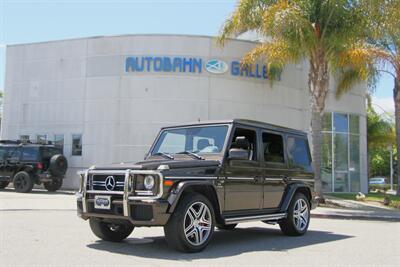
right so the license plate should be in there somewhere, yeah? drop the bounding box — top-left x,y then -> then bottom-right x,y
94,195 -> 111,210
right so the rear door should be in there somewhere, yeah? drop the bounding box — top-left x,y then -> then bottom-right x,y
260,131 -> 287,209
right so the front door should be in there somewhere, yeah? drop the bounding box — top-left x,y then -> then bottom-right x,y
223,127 -> 263,212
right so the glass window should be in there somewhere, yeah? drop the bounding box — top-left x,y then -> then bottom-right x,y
334,113 -> 348,133
54,134 -> 64,152
321,133 -> 333,192
231,128 -> 257,161
22,147 -> 39,161
263,133 -> 285,163
19,135 -> 30,142
72,134 -> 82,156
349,135 -> 360,191
334,133 -> 348,171
8,147 -> 21,159
334,172 -> 349,192
322,113 -> 332,131
287,136 -> 311,168
36,135 -> 47,143
42,147 -> 62,159
152,126 -> 229,155
349,115 -> 359,134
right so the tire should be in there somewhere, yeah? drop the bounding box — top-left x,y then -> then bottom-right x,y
13,171 -> 34,193
43,178 -> 63,192
164,193 -> 215,253
89,218 -> 134,242
0,181 -> 10,189
48,154 -> 68,177
279,193 -> 310,236
216,223 -> 237,230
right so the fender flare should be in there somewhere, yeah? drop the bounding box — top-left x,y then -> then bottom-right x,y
167,180 -> 219,213
279,182 -> 312,213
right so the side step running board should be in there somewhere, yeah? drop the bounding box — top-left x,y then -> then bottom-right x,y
224,212 -> 287,225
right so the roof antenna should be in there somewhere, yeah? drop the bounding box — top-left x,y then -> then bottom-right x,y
197,118 -> 201,122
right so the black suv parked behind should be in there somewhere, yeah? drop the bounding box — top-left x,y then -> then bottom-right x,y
77,119 -> 316,252
0,140 -> 68,193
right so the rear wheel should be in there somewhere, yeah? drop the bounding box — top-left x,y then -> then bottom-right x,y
0,181 -> 9,189
279,193 -> 310,236
89,218 -> 134,242
164,193 -> 215,252
43,178 -> 63,192
13,171 -> 34,193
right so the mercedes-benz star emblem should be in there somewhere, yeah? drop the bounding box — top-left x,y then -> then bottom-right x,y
105,176 -> 116,191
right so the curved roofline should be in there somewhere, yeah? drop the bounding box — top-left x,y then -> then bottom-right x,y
6,33 -> 260,48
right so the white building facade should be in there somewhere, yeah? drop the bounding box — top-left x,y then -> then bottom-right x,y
2,34 -> 367,192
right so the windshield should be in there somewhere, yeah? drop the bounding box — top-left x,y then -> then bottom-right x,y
151,125 -> 229,156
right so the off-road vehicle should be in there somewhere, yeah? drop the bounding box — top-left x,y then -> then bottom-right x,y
77,119 -> 316,252
0,140 -> 68,193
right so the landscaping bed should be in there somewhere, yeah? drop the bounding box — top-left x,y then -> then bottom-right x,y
326,192 -> 400,209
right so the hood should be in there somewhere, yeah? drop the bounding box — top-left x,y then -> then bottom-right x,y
92,158 -> 221,171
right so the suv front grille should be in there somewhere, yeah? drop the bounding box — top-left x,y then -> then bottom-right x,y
89,174 -> 125,192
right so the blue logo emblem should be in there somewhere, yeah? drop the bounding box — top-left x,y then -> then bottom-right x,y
205,59 -> 228,74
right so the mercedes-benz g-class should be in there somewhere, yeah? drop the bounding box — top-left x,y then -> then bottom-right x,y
76,119 -> 316,252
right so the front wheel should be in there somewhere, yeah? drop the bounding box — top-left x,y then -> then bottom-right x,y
89,218 -> 134,242
279,193 -> 310,236
13,171 -> 34,193
164,193 -> 215,253
44,178 -> 63,192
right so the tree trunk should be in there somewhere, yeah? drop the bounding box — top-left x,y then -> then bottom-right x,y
308,50 -> 330,202
394,78 -> 400,195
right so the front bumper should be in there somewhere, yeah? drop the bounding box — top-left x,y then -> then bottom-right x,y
76,194 -> 170,226
76,168 -> 170,226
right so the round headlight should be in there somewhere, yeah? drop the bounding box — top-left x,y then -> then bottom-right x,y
144,175 -> 155,190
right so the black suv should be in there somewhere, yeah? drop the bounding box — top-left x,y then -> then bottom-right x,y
77,119 -> 316,252
0,140 -> 68,193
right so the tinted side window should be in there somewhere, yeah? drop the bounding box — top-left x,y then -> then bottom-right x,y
262,132 -> 285,163
22,147 -> 39,161
287,136 -> 311,169
8,147 -> 21,159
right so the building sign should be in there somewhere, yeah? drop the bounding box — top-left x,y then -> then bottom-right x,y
125,56 -> 274,80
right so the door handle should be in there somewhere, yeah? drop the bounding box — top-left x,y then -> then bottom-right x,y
254,177 -> 264,183
281,175 -> 289,183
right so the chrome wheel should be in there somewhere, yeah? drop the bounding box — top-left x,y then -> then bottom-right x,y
183,201 -> 212,246
293,198 -> 309,231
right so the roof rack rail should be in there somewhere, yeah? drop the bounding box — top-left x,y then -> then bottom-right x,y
0,140 -> 54,145
0,140 -> 22,144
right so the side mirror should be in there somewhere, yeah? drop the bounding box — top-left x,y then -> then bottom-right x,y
228,148 -> 249,160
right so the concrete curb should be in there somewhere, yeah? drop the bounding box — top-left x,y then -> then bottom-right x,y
311,212 -> 400,222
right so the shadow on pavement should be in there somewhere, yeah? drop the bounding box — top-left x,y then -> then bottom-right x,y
87,227 -> 353,260
0,187 -> 75,195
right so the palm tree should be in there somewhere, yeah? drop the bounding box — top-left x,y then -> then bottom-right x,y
360,0 -> 400,194
219,0 -> 374,200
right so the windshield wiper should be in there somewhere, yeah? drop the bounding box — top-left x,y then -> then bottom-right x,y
176,151 -> 204,160
152,152 -> 174,160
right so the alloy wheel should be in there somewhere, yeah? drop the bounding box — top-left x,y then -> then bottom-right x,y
293,198 -> 309,231
183,201 -> 212,246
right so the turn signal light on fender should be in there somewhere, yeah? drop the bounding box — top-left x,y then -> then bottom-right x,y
164,180 -> 174,186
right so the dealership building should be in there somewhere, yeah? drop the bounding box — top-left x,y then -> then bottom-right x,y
1,34 -> 367,192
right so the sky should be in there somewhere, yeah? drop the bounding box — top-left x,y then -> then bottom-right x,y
0,0 -> 395,117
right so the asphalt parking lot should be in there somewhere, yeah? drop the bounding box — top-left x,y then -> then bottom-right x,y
1,189 -> 399,267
